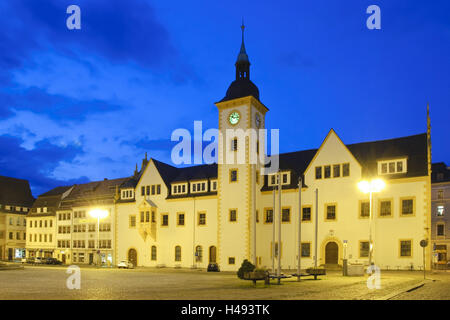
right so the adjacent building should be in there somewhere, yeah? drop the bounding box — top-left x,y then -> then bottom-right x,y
431,162 -> 450,268
0,176 -> 34,261
26,186 -> 73,259
54,178 -> 127,265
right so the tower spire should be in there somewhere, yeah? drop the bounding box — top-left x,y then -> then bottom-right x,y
235,21 -> 250,80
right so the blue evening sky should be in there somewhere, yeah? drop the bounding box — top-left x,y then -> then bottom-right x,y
0,0 -> 449,196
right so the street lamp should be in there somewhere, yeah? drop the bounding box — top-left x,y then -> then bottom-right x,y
89,209 -> 109,267
357,179 -> 385,267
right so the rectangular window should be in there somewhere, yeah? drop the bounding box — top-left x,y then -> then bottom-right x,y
151,185 -> 155,195
315,166 -> 322,179
152,211 -> 156,223
265,209 -> 273,223
231,138 -> 238,151
301,243 -> 311,257
282,173 -> 288,184
333,164 -> 340,178
282,208 -> 290,223
380,200 -> 392,217
228,257 -> 235,265
324,165 -> 331,179
302,206 -> 311,221
229,209 -> 237,222
326,204 -> 336,220
198,213 -> 206,225
151,246 -> 157,261
401,198 -> 414,216
146,211 -> 150,223
400,240 -> 412,257
129,215 -> 136,228
177,213 -> 185,226
360,241 -> 370,258
162,214 -> 169,226
360,201 -> 370,218
156,185 -> 161,195
230,169 -> 238,182
437,224 -> 445,236
381,163 -> 387,174
140,211 -> 145,223
437,205 -> 444,216
141,186 -> 145,196
343,163 -> 350,177
146,186 -> 150,196
389,162 -> 395,173
437,190 -> 444,200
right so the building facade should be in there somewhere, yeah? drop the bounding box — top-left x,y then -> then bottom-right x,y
54,178 -> 126,266
26,186 -> 72,259
431,162 -> 450,268
24,26 -> 433,271
0,176 -> 34,261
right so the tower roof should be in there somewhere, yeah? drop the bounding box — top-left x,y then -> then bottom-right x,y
220,23 -> 260,103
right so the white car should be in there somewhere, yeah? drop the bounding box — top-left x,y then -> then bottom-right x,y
117,260 -> 134,269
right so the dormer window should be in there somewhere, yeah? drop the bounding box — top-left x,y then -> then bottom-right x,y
378,158 -> 407,175
172,183 -> 188,195
210,180 -> 218,192
268,172 -> 290,186
121,189 -> 134,200
191,181 -> 207,193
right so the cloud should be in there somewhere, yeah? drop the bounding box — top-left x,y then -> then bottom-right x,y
0,86 -> 122,122
0,135 -> 89,196
1,0 -> 178,70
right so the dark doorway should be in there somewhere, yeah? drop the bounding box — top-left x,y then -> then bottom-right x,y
89,253 -> 94,264
128,249 -> 137,267
61,254 -> 66,264
325,242 -> 338,264
8,248 -> 13,261
209,246 -> 217,263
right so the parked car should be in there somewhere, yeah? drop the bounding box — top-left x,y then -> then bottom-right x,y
207,263 -> 220,272
33,257 -> 44,264
44,258 -> 62,265
117,260 -> 134,269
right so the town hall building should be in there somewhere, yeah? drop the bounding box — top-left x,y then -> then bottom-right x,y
25,26 -> 432,272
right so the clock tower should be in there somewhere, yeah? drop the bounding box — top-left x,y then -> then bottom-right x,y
215,23 -> 269,270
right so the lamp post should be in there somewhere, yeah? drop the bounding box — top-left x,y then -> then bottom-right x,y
89,209 -> 109,267
357,179 -> 385,266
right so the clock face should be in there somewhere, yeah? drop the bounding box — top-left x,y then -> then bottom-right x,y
255,113 -> 261,128
229,111 -> 240,125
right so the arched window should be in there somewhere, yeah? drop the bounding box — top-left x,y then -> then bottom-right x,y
151,246 -> 157,261
175,246 -> 181,262
195,246 -> 203,262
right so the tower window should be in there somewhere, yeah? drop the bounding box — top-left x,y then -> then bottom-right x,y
230,169 -> 238,182
231,138 -> 238,151
229,209 -> 237,222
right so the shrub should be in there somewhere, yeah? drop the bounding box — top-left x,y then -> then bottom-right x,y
237,259 -> 255,279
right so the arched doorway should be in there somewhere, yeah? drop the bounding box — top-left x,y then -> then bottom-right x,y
209,246 -> 217,263
325,242 -> 338,264
128,248 -> 137,267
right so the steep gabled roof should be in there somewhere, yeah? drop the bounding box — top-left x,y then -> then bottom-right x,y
29,186 -> 73,217
0,175 -> 34,207
261,132 -> 428,190
347,133 -> 428,178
